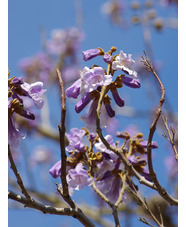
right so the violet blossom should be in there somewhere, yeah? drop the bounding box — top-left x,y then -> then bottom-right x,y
82,49 -> 101,61
122,76 -> 141,88
95,135 -> 118,161
49,161 -> 62,178
8,76 -> 46,148
46,28 -> 84,56
80,66 -> 112,95
21,81 -> 46,109
66,79 -> 82,99
112,50 -> 138,77
103,53 -> 113,63
79,99 -> 99,132
66,163 -> 92,190
95,160 -> 127,203
65,128 -> 86,154
18,52 -> 53,83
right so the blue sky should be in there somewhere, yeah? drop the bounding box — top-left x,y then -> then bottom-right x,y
8,0 -> 178,226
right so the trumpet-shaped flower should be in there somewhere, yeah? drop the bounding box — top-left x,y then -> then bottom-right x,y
67,163 -> 92,190
21,81 -> 46,109
112,50 -> 138,77
80,66 -> 112,95
82,48 -> 101,61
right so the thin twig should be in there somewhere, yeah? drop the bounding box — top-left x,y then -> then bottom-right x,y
56,68 -> 75,208
141,53 -> 178,207
161,115 -> 178,162
115,173 -> 127,208
8,145 -> 33,203
127,177 -> 163,227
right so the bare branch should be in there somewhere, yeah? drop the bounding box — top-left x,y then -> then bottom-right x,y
8,190 -> 95,227
8,145 -> 33,203
56,68 -> 75,208
161,115 -> 178,162
141,54 -> 178,207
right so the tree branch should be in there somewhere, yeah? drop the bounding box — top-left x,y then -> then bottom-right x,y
56,68 -> 75,208
8,145 -> 33,203
141,53 -> 178,207
161,115 -> 178,162
8,190 -> 95,227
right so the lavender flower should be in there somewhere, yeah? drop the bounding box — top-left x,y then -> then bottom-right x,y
111,89 -> 124,107
103,53 -> 113,63
112,50 -> 138,77
19,52 -> 53,83
79,99 -> 99,132
122,76 -> 140,88
140,140 -> 158,149
66,79 -> 82,99
66,128 -> 86,154
82,49 -> 101,61
49,160 -> 61,178
67,163 -> 92,190
80,66 -> 112,95
95,135 -> 118,161
95,160 -> 127,203
75,92 -> 92,113
46,28 -> 84,56
8,75 -> 46,148
127,155 -> 152,181
21,81 -> 46,109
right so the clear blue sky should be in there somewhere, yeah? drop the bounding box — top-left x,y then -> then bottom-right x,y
8,0 -> 178,226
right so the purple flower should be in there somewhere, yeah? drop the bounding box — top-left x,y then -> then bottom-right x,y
82,48 -> 101,61
19,52 -> 53,83
95,165 -> 128,203
67,163 -> 92,190
66,79 -> 81,99
66,128 -> 86,154
141,168 -> 152,182
127,155 -> 152,182
95,135 -> 118,161
75,92 -> 92,113
96,173 -> 123,203
112,50 -> 138,77
21,109 -> 35,120
140,140 -> 158,149
103,53 -> 113,63
95,160 -> 115,180
12,77 -> 24,85
49,160 -> 61,178
111,89 -> 124,107
122,76 -> 141,88
105,102 -> 115,118
80,66 -> 112,95
79,100 -> 98,132
46,28 -> 84,56
21,81 -> 46,109
127,155 -> 138,165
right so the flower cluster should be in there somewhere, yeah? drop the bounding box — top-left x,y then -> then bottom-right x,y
19,27 -> 84,84
66,47 -> 140,132
49,126 -> 158,203
8,70 -> 46,148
